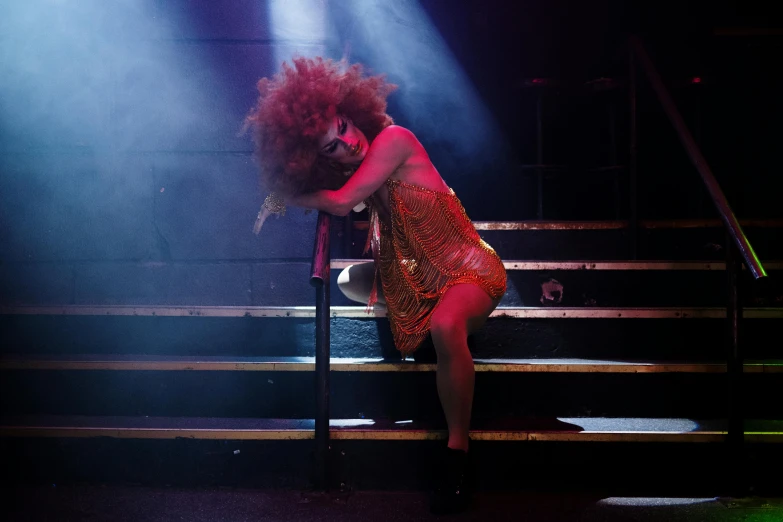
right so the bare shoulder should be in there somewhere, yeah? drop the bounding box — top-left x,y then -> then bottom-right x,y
379,127 -> 445,190
373,125 -> 418,150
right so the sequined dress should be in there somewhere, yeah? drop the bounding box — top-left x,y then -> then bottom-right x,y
366,179 -> 507,356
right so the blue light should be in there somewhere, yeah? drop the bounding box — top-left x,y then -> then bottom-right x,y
267,0 -> 330,66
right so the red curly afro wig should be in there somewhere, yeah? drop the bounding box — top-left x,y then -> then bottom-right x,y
244,57 -> 397,198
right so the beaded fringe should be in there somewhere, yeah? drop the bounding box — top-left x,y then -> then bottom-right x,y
366,179 -> 506,357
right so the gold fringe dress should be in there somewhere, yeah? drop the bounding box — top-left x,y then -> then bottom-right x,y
366,179 -> 507,357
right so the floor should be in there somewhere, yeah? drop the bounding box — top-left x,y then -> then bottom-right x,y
6,485 -> 783,521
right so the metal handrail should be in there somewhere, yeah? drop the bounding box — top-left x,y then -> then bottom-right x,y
310,211 -> 332,490
629,36 -> 767,280
629,35 -> 769,496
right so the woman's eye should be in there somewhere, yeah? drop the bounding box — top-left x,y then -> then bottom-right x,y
339,120 -> 347,134
327,143 -> 337,154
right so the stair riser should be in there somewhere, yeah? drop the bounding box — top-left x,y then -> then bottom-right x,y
3,437 -> 782,496
3,315 -> 780,359
327,268 -> 783,308
345,227 -> 783,260
3,371 -> 781,420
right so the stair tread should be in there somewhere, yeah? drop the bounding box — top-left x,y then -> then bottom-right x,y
1,415 -> 780,442
332,259 -> 783,270
351,219 -> 783,231
2,305 -> 782,318
1,354 -> 781,373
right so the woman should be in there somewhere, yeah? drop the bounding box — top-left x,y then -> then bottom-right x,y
245,57 -> 506,514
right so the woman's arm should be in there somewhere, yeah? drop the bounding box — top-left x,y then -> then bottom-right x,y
289,126 -> 414,216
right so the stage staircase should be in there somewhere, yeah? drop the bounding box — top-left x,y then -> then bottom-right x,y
2,37 -> 782,496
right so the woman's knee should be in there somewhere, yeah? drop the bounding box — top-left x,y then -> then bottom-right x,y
337,262 -> 381,304
430,313 -> 468,352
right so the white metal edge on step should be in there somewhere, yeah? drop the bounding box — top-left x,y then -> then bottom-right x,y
0,426 -> 314,440
489,308 -> 781,319
5,357 -> 780,373
472,221 -> 626,230
331,260 -> 783,271
1,425 -> 779,442
350,221 -> 629,231
0,305 -> 321,318
0,359 -> 316,372
521,431 -> 726,442
745,433 -> 783,443
472,219 -> 783,230
2,306 -> 782,319
351,219 -> 783,231
0,427 -> 728,442
330,430 -> 730,442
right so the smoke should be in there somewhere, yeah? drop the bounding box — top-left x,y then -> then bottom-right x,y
0,0 -> 512,268
335,0 -> 511,175
0,0 -> 250,264
2,1 -> 242,153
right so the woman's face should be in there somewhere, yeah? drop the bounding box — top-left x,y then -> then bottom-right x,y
318,114 -> 368,165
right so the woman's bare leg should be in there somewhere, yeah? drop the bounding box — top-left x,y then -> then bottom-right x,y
429,284 -> 498,451
341,268 -> 495,450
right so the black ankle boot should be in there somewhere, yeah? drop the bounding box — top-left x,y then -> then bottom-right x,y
430,446 -> 473,515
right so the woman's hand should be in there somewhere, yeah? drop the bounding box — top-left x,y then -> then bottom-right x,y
253,193 -> 287,235
252,206 -> 273,235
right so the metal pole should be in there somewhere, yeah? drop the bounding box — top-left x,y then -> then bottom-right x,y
343,214 -> 353,258
310,212 -> 332,490
609,102 -> 621,220
726,235 -> 744,496
536,95 -> 544,220
693,81 -> 706,217
629,43 -> 639,259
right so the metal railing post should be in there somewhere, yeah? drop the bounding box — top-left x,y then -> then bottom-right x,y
628,35 -> 769,497
310,212 -> 332,490
726,236 -> 745,495
628,43 -> 639,259
536,94 -> 544,220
